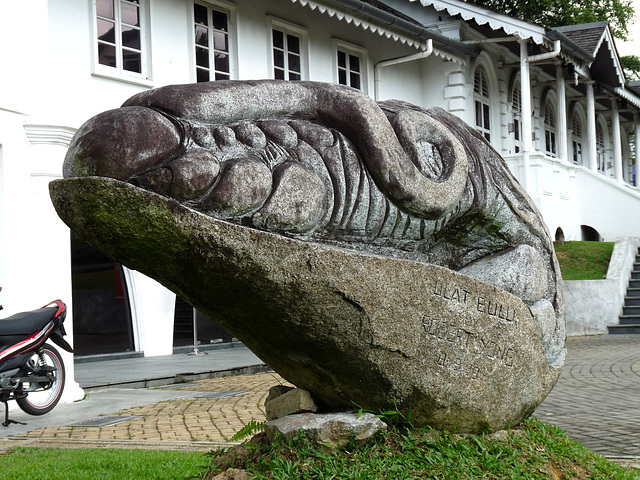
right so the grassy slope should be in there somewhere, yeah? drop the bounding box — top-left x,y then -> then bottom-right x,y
554,241 -> 615,280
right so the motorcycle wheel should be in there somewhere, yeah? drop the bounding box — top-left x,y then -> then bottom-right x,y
16,343 -> 65,416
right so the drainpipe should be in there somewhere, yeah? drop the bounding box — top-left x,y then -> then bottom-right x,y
520,39 -> 561,191
374,39 -> 433,101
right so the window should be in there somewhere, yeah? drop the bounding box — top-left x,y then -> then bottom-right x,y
194,3 -> 231,82
596,123 -> 606,172
512,85 -> 522,153
337,49 -> 361,90
272,28 -> 302,81
95,0 -> 146,76
572,113 -> 583,165
544,101 -> 557,157
474,66 -> 491,141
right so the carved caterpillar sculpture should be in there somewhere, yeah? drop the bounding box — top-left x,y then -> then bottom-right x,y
51,81 -> 565,431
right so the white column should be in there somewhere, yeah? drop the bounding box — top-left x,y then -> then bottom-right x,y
556,62 -> 568,162
586,81 -> 597,171
612,99 -> 623,182
520,40 -> 532,191
636,114 -> 640,186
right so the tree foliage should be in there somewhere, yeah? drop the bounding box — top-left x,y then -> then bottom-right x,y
467,0 -> 635,41
622,55 -> 640,80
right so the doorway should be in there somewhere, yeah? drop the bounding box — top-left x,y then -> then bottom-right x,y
70,232 -> 135,356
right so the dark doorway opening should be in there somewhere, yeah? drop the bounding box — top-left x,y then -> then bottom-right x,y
173,297 -> 233,348
580,225 -> 602,242
70,232 -> 135,356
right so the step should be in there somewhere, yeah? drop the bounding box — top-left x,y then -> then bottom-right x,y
608,324 -> 640,335
619,315 -> 640,325
624,296 -> 640,306
632,270 -> 640,280
623,305 -> 640,316
627,282 -> 640,292
627,288 -> 640,298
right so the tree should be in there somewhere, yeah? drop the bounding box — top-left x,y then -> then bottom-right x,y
622,55 -> 640,80
467,0 -> 635,40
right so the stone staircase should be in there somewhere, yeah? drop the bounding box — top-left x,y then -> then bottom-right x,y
608,247 -> 640,334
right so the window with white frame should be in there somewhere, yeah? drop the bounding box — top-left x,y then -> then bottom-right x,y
337,48 -> 362,90
194,2 -> 231,82
511,85 -> 522,153
95,0 -> 146,77
272,26 -> 303,81
572,113 -> 583,165
596,123 -> 606,172
474,66 -> 491,142
544,100 -> 557,157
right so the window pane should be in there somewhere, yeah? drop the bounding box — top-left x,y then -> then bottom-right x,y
212,10 -> 227,31
350,72 -> 361,90
273,49 -> 284,68
274,67 -> 285,80
349,54 -> 360,72
122,49 -> 141,73
214,53 -> 229,73
121,2 -> 139,26
97,0 -> 114,19
288,53 -> 300,73
213,31 -> 227,52
196,46 -> 209,68
97,18 -> 116,43
215,71 -> 230,81
122,26 -> 140,50
273,29 -> 284,49
98,43 -> 117,67
475,101 -> 482,127
286,34 -> 300,54
289,72 -> 301,81
338,69 -> 346,85
338,50 -> 346,68
194,4 -> 208,25
197,67 -> 210,83
195,25 -> 208,47
483,104 -> 490,129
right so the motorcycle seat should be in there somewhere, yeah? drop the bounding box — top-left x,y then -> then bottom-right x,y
0,307 -> 58,336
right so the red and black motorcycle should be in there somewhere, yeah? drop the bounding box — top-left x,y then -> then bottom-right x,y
0,296 -> 72,426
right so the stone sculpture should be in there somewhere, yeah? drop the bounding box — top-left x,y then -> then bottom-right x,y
50,80 -> 565,432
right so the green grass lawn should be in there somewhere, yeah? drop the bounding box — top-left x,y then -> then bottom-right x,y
554,241 -> 615,280
0,447 -> 210,480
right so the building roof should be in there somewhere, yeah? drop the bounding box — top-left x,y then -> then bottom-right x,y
553,21 -> 609,57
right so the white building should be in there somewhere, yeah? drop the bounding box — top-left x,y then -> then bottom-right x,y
1,0 -> 639,400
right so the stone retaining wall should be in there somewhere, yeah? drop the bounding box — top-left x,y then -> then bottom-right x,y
565,237 -> 640,336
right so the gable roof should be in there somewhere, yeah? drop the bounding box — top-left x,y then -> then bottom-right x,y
554,21 -> 625,87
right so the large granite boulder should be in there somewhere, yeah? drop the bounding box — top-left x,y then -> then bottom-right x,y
50,80 -> 565,432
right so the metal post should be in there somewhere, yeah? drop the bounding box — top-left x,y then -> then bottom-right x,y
186,308 -> 207,355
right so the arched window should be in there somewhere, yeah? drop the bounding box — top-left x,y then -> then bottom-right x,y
544,100 -> 557,157
512,85 -> 522,153
572,113 -> 583,165
474,66 -> 491,141
596,123 -> 606,172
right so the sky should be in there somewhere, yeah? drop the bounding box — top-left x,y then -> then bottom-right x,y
617,0 -> 640,56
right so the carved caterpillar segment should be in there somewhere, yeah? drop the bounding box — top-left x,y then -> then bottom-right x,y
122,80 -> 469,220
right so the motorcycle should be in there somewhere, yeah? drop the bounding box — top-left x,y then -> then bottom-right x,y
0,293 -> 72,426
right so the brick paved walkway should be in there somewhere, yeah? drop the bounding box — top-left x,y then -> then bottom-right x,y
535,335 -> 640,457
18,372 -> 291,444
7,335 -> 640,460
